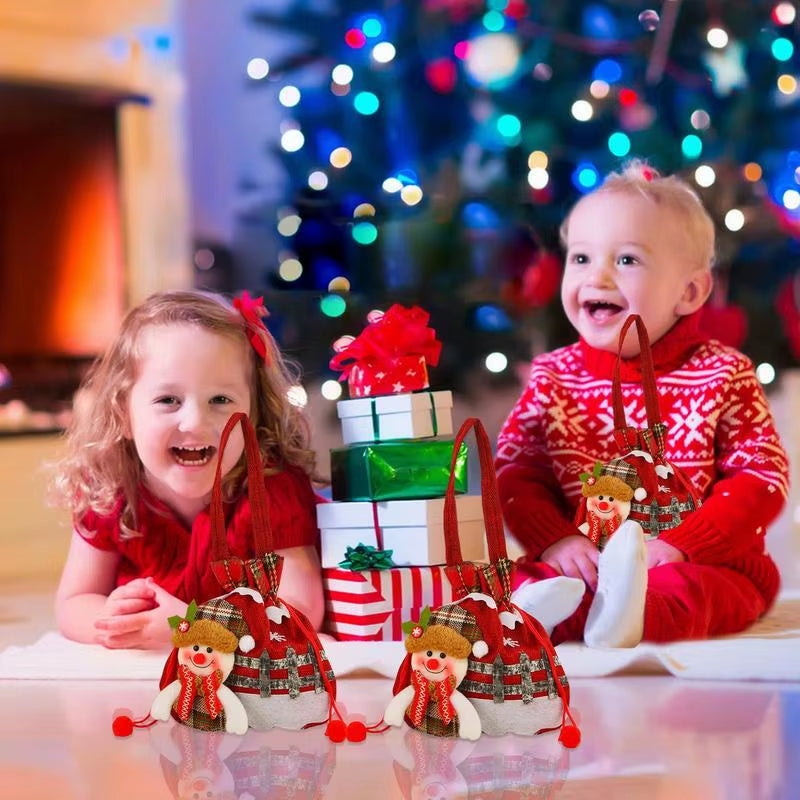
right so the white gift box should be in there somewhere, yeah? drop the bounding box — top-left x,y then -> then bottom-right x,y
317,495 -> 485,568
336,390 -> 453,445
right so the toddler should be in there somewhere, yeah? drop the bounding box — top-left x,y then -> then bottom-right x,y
498,161 -> 789,647
52,290 -> 324,649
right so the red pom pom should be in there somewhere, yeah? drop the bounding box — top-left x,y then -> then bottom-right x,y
112,714 -> 134,737
326,719 -> 347,743
346,721 -> 367,743
559,724 -> 581,748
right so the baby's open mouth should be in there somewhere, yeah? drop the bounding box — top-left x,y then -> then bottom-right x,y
171,446 -> 215,466
583,300 -> 624,322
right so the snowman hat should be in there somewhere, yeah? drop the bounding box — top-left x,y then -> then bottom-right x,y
601,457 -> 648,502
194,587 -> 266,655
405,603 -> 488,659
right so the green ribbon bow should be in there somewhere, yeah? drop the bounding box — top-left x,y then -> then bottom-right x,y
339,543 -> 395,571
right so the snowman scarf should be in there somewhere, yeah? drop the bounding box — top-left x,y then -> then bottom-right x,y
409,671 -> 457,727
175,664 -> 225,721
585,511 -> 623,547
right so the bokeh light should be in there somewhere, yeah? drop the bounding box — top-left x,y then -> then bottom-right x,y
278,258 -> 303,281
482,10 -> 506,32
777,74 -> 798,94
400,185 -> 424,206
345,29 -> 367,48
571,99 -> 594,121
281,129 -> 305,152
361,17 -> 383,38
572,162 -> 600,191
329,147 -> 353,168
328,276 -> 351,293
724,209 -> 745,231
772,38 -> 794,61
497,114 -> 521,138
308,170 -> 328,190
331,64 -> 354,85
638,9 -> 660,31
608,131 -> 631,156
287,385 -> 308,408
527,168 -> 549,189
320,294 -> 347,317
352,221 -> 378,244
528,150 -> 548,169
694,165 -> 716,187
247,58 -> 269,80
353,202 -> 376,217
464,32 -> 521,87
773,3 -> 797,25
783,189 -> 800,209
277,214 -> 301,236
681,134 -> 703,158
372,42 -> 396,63
485,352 -> 508,373
354,91 -> 380,115
593,58 -> 622,83
756,362 -> 776,385
382,177 -> 403,193
321,380 -> 343,401
707,27 -> 729,48
743,162 -> 763,182
279,86 -> 301,107
590,79 -> 610,98
690,109 -> 711,130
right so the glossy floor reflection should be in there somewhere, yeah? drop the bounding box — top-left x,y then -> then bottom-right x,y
0,675 -> 797,799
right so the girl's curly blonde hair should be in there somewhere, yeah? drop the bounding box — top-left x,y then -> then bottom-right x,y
51,290 -> 318,536
560,159 -> 716,271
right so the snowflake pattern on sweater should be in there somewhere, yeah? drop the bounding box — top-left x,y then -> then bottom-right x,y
495,317 -> 789,605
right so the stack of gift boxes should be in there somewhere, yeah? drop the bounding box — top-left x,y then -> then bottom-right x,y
319,305 -> 486,641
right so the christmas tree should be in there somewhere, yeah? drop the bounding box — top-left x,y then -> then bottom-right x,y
230,0 -> 800,396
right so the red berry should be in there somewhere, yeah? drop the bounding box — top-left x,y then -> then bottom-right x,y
112,715 -> 134,737
346,721 -> 367,742
326,719 -> 347,742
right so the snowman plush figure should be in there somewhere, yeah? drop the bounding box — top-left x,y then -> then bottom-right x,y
151,601 -> 250,735
385,605 -> 486,741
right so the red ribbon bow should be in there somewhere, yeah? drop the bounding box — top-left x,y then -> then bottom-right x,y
408,669 -> 457,728
175,664 -> 225,721
329,304 -> 441,381
233,291 -> 272,365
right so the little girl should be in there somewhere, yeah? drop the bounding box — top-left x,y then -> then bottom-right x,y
52,290 -> 324,649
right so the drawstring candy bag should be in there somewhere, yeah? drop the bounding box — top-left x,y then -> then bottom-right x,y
574,314 -> 701,546
116,412 -> 374,742
386,418 -> 580,747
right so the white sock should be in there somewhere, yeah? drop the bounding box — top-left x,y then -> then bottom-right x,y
584,521 -> 648,649
511,576 -> 586,635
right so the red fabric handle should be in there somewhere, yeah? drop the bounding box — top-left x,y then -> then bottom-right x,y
210,411 -> 273,559
612,314 -> 662,431
443,417 -> 508,566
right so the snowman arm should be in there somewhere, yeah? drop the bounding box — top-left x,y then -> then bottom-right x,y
216,685 -> 248,735
150,680 -> 181,721
450,691 -> 481,741
384,685 -> 415,727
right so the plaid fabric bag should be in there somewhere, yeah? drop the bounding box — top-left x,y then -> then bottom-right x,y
158,412 -> 337,732
575,315 -> 701,544
389,418 -> 580,746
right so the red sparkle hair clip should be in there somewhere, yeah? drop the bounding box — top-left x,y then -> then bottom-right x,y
233,291 -> 273,365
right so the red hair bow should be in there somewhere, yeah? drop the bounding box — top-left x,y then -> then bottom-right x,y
233,291 -> 272,365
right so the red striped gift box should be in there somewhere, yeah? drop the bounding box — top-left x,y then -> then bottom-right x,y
322,566 -> 455,641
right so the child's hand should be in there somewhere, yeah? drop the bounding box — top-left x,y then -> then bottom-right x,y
95,579 -> 187,650
645,539 -> 686,569
100,578 -> 158,617
541,535 -> 599,590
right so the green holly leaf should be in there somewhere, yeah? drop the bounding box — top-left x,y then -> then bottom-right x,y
593,462 -> 603,478
185,600 -> 198,622
579,471 -> 589,483
167,614 -> 183,630
419,606 -> 431,628
401,620 -> 417,634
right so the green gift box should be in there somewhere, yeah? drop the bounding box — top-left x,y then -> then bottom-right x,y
330,439 -> 468,501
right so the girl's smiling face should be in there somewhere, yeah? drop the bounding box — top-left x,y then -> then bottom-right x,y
126,323 -> 252,526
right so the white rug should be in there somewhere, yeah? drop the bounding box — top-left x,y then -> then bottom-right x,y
1,593 -> 798,682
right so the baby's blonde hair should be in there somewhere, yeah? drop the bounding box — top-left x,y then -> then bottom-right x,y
560,159 -> 716,271
51,290 -> 317,535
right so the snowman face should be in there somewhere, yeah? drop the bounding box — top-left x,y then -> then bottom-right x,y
177,769 -> 235,800
586,493 -> 631,521
177,644 -> 235,679
410,650 -> 468,684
